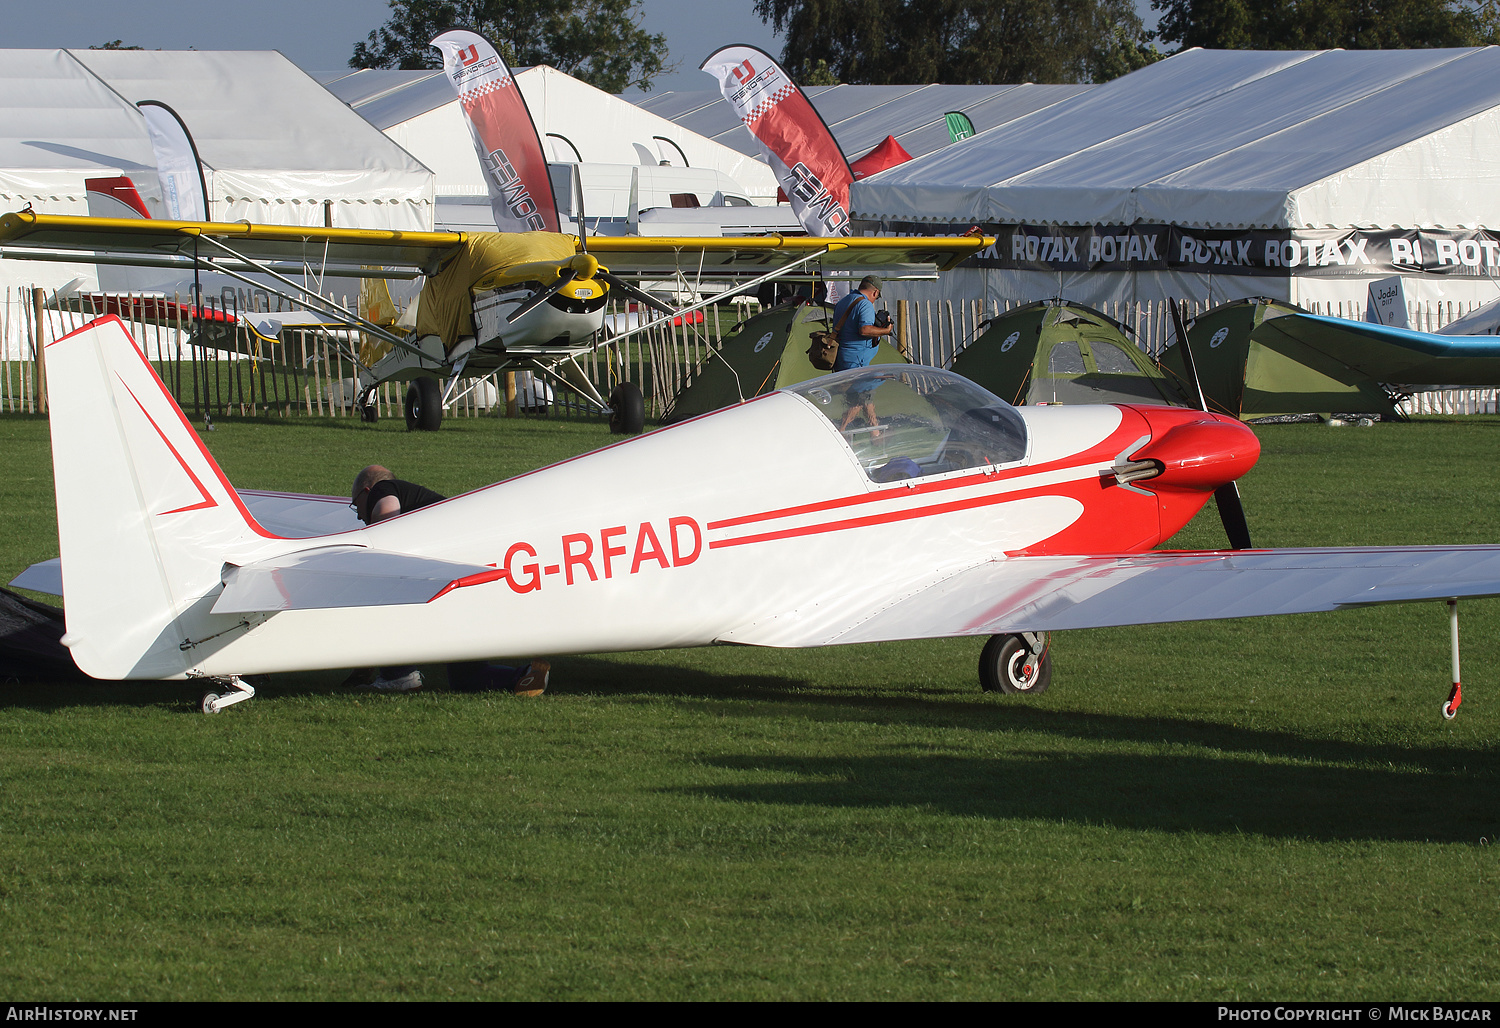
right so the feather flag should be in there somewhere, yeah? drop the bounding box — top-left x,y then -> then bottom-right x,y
701,45 -> 852,237
432,29 -> 559,233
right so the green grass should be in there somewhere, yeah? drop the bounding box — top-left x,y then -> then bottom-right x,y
2,413 -> 1499,1000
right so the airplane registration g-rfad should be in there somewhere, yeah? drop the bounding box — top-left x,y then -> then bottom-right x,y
29,314 -> 1500,716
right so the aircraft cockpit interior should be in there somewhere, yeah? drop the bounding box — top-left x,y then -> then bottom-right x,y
789,367 -> 1030,483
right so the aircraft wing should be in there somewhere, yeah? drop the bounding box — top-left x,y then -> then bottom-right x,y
212,546 -> 499,614
584,234 -> 994,279
718,545 -> 1500,648
0,211 -> 467,278
1251,311 -> 1500,387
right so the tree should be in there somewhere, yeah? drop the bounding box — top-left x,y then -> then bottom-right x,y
1151,0 -> 1500,51
350,0 -> 671,93
1087,24 -> 1165,81
753,0 -> 1152,85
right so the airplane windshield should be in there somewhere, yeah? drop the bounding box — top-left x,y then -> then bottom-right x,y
788,367 -> 1029,482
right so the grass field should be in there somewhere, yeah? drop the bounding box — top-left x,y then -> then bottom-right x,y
1,410 -> 1498,1000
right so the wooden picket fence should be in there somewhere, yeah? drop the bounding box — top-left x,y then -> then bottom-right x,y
3,285 -> 1497,419
0,283 -> 741,422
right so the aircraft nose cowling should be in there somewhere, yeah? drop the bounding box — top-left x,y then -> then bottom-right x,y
1127,407 -> 1260,491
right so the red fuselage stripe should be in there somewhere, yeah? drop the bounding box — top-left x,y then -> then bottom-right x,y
706,416 -> 1140,532
710,480 -> 1087,549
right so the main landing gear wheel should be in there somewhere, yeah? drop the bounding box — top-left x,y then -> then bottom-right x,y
979,634 -> 1052,694
405,376 -> 443,432
609,381 -> 645,435
357,387 -> 378,423
198,676 -> 255,715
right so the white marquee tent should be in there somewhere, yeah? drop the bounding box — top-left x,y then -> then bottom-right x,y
632,82 -> 1092,165
0,49 -> 436,353
70,50 -> 434,232
321,65 -> 781,229
853,47 -> 1500,313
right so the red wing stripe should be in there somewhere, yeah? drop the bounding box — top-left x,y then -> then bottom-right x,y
428,568 -> 508,603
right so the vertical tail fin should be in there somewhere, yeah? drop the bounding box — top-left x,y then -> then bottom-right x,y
46,315 -> 264,678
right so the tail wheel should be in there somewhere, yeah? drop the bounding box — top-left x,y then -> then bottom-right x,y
609,381 -> 645,435
979,634 -> 1052,694
405,376 -> 443,432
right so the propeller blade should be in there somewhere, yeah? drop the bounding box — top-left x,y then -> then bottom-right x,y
575,164 -> 588,253
1173,299 -> 1254,550
1169,299 -> 1209,412
506,268 -> 577,323
597,271 -> 677,318
1215,481 -> 1254,550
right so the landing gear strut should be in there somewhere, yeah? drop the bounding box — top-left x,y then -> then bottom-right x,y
200,675 -> 256,715
1443,598 -> 1463,720
979,632 -> 1052,694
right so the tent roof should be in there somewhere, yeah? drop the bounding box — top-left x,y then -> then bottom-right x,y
71,50 -> 431,182
629,82 -> 1091,164
0,50 -> 160,201
853,47 -> 1500,230
851,136 -> 913,180
319,67 -> 533,131
323,65 -> 780,202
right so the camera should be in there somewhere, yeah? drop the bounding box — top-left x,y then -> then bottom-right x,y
873,308 -> 894,329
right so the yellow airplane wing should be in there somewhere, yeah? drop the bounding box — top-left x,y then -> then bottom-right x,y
582,234 -> 995,277
0,212 -> 991,280
0,211 -> 469,277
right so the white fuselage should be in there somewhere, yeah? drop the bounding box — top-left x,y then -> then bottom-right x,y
174,395 -> 1128,677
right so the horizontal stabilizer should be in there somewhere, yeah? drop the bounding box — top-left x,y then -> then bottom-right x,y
11,490 -> 360,600
721,545 -> 1500,647
9,559 -> 61,597
213,545 -> 498,614
238,489 -> 362,538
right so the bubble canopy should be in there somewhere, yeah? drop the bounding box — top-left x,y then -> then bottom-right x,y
787,367 -> 1030,482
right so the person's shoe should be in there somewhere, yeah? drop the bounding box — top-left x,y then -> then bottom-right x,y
512,661 -> 549,697
340,667 -> 378,688
362,670 -> 423,693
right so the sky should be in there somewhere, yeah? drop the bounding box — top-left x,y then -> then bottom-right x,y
3,0 -> 784,93
5,1 -> 1159,94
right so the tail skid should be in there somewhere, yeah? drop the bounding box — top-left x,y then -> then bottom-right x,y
45,315 -> 269,679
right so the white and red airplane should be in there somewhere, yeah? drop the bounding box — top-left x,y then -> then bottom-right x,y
16,314 -> 1500,717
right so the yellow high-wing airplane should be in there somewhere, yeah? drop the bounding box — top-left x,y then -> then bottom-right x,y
0,209 -> 992,432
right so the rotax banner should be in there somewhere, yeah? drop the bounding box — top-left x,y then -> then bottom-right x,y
876,221 -> 1500,278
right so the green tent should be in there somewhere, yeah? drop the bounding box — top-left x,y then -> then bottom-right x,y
1157,298 -> 1397,421
662,301 -> 909,423
949,299 -> 1186,407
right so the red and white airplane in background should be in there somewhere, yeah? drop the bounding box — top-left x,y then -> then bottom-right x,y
15,314 -> 1500,716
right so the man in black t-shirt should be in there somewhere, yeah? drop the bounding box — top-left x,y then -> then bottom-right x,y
345,465 -> 548,696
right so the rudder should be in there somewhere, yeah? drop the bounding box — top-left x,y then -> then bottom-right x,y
45,315 -> 263,678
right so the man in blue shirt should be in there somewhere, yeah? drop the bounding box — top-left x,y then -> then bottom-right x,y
831,275 -> 894,371
829,275 -> 894,436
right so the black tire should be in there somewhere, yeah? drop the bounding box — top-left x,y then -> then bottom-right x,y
405,376 -> 443,432
358,390 -> 378,423
979,634 -> 1052,694
609,381 -> 645,435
